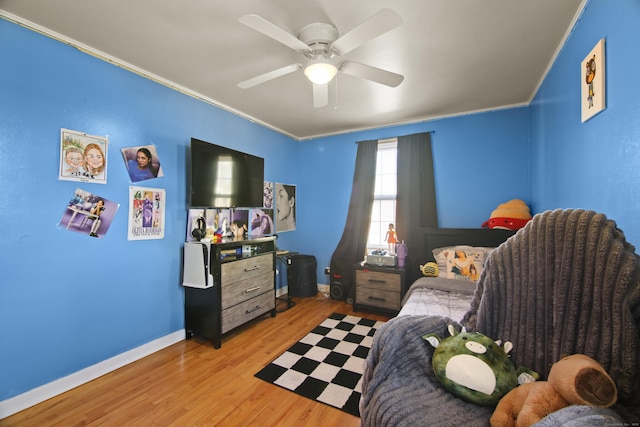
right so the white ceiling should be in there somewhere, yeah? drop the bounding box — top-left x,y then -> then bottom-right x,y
1,0 -> 585,140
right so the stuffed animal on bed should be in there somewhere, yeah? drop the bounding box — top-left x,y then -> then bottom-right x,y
490,354 -> 617,427
420,261 -> 439,277
423,325 -> 538,406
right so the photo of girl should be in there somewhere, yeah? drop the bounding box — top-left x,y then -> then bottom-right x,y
82,143 -> 106,180
59,128 -> 109,184
58,188 -> 119,238
121,145 -> 163,182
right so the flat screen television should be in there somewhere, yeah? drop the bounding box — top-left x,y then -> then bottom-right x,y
190,138 -> 264,208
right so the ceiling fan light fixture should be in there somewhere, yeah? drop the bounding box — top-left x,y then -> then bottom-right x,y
304,59 -> 338,85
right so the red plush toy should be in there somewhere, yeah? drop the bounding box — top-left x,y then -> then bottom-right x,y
482,199 -> 532,231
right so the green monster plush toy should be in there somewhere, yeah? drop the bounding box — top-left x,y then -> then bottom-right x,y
423,325 -> 538,406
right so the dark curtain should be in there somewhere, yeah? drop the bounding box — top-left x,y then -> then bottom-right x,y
396,132 -> 438,285
329,140 -> 378,301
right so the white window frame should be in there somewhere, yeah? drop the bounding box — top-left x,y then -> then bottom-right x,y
367,138 -> 397,250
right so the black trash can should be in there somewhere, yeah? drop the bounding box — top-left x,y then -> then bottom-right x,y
287,254 -> 318,297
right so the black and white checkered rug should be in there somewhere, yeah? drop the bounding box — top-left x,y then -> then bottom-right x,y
254,312 -> 385,417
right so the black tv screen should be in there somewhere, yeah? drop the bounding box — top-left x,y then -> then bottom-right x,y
190,138 -> 264,208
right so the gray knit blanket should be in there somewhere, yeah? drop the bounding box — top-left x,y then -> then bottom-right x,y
360,316 -> 625,426
361,209 -> 640,425
463,209 -> 640,421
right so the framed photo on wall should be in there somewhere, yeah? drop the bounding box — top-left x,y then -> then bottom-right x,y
275,183 -> 296,232
581,38 -> 606,123
59,128 -> 108,184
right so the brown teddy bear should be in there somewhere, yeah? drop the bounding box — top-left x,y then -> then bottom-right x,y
490,354 -> 617,427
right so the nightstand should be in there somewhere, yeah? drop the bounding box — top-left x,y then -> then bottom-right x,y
353,263 -> 406,314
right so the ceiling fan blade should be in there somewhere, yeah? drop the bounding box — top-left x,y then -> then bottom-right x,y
239,14 -> 311,52
312,83 -> 329,108
339,61 -> 404,87
238,64 -> 301,89
331,9 -> 403,55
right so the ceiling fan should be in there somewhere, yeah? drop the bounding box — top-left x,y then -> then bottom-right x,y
237,9 -> 404,108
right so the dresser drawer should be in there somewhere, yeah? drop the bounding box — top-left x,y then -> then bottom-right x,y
221,272 -> 273,309
355,269 -> 401,292
221,253 -> 273,286
221,291 -> 275,334
355,287 -> 401,311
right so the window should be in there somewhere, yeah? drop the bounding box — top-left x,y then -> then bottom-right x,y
367,139 -> 397,249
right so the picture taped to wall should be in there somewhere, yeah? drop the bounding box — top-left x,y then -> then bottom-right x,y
58,188 -> 119,238
186,208 -> 232,241
250,208 -> 274,236
275,183 -> 296,232
121,145 -> 164,182
263,181 -> 274,208
581,38 -> 606,123
128,186 -> 165,240
59,128 -> 108,184
231,209 -> 249,239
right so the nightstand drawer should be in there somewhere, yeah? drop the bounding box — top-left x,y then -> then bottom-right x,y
355,269 -> 401,292
355,287 -> 401,311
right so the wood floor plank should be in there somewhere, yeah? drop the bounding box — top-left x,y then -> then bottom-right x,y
2,294 -> 390,426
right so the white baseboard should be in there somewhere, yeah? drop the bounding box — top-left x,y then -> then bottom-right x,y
0,330 -> 184,420
275,285 -> 288,297
318,283 -> 329,297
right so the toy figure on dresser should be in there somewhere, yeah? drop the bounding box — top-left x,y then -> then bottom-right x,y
385,223 -> 398,253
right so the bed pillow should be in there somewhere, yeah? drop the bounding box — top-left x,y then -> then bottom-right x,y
432,246 -> 494,281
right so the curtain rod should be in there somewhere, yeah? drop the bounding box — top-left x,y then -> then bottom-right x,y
355,131 -> 436,144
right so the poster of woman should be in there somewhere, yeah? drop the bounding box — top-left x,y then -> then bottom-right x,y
58,188 -> 119,238
128,186 -> 165,240
275,183 -> 296,232
121,145 -> 164,182
59,128 -> 108,184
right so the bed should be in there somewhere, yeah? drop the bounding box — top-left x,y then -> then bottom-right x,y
360,213 -> 640,426
397,227 -> 515,320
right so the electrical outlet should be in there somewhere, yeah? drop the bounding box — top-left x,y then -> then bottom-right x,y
324,267 -> 331,275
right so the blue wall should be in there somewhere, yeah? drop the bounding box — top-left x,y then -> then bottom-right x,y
297,108 -> 530,280
2,0 -> 639,408
529,0 -> 640,247
0,19 -> 298,402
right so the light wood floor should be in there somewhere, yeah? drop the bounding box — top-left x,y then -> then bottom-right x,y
3,294 -> 391,427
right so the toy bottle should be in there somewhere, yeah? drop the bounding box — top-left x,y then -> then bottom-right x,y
396,240 -> 407,268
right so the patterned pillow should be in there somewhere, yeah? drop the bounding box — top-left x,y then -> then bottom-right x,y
432,246 -> 494,281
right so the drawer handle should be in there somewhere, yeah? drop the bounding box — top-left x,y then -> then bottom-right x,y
368,279 -> 387,284
246,305 -> 262,314
244,265 -> 260,272
244,286 -> 261,293
368,296 -> 386,302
